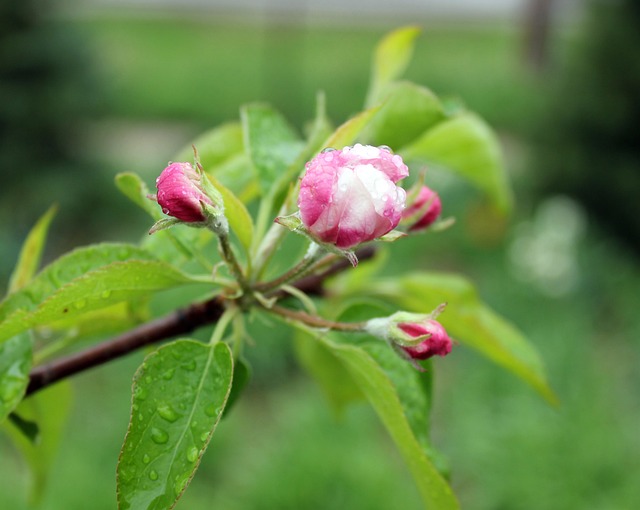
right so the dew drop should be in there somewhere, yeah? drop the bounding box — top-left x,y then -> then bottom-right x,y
157,404 -> 180,423
100,290 -> 112,299
378,145 -> 392,152
142,454 -> 151,464
149,470 -> 159,481
162,368 -> 175,381
321,147 -> 336,153
174,474 -> 190,496
183,360 -> 197,372
162,207 -> 170,215
144,375 -> 152,385
187,447 -> 199,463
134,386 -> 148,401
200,431 -> 209,443
74,299 -> 87,310
150,427 -> 169,444
204,404 -> 219,417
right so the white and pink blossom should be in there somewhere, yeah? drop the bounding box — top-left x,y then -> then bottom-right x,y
298,144 -> 408,249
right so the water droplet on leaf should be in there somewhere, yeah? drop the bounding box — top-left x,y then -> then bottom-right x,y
150,427 -> 169,444
149,470 -> 159,481
187,447 -> 199,463
142,454 -> 151,464
157,404 -> 180,423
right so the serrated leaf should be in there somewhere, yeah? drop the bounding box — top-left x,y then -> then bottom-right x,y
0,254 -> 205,344
379,272 -> 556,404
241,103 -> 305,194
3,381 -> 72,503
0,333 -> 32,423
315,333 -> 458,510
8,205 -> 57,294
367,26 -> 421,107
400,112 -> 513,214
117,340 -> 233,510
364,82 -> 446,149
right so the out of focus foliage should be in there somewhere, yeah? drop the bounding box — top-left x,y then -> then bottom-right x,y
534,0 -> 640,254
0,0 -> 106,279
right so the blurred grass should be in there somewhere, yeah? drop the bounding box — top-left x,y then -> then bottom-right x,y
1,11 -> 639,510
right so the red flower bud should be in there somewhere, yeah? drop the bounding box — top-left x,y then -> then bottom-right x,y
403,185 -> 442,231
156,162 -> 212,223
399,319 -> 452,360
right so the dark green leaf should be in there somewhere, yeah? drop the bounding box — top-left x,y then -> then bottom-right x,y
222,357 -> 250,418
117,340 -> 233,510
7,412 -> 39,442
321,105 -> 381,150
400,112 -> 512,213
0,334 -> 32,423
175,122 -> 244,169
8,205 -> 57,294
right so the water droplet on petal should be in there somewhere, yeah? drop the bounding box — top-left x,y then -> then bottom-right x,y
378,145 -> 392,152
162,207 -> 170,215
150,427 -> 169,444
321,147 -> 336,153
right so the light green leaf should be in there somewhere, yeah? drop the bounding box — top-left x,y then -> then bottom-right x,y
318,333 -> 458,510
367,26 -> 421,107
0,249 -> 205,344
400,112 -> 512,213
175,122 -> 244,168
321,105 -> 381,150
117,340 -> 233,510
0,333 -> 32,423
207,172 -> 254,253
364,82 -> 446,150
8,205 -> 57,294
294,332 -> 364,416
241,103 -> 305,194
116,172 -> 161,218
4,381 -> 72,503
380,272 -> 556,404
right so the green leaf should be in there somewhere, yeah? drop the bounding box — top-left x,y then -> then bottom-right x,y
400,112 -> 513,213
364,82 -> 446,150
0,333 -> 32,423
367,26 -> 421,107
207,172 -> 254,253
3,381 -> 72,503
116,172 -> 161,218
387,272 -> 556,404
317,333 -> 458,510
321,105 -> 381,150
0,247 -> 205,344
294,332 -> 364,416
117,340 -> 233,510
8,205 -> 57,294
223,357 -> 250,418
241,103 -> 305,194
175,122 -> 244,169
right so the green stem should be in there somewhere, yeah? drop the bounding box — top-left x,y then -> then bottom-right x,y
255,243 -> 325,293
267,304 -> 366,332
217,232 -> 250,293
209,306 -> 237,345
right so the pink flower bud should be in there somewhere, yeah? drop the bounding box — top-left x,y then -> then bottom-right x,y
298,144 -> 408,249
403,185 -> 442,231
399,319 -> 452,360
156,162 -> 212,223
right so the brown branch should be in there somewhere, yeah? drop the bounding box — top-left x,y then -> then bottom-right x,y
25,245 -> 376,397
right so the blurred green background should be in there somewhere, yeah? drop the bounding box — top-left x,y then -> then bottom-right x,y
1,0 -> 639,509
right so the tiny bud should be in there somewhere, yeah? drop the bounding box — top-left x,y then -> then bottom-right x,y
402,185 -> 442,232
156,162 -> 212,223
399,319 -> 452,360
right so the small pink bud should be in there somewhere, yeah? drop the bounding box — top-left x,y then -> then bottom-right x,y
156,162 -> 212,223
399,319 -> 452,360
403,185 -> 442,231
298,144 -> 408,249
